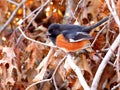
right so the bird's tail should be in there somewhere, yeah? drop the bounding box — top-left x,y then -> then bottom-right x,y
83,16 -> 109,33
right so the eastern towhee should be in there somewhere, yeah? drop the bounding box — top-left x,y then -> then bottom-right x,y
47,17 -> 109,52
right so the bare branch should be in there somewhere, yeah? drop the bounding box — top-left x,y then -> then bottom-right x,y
105,0 -> 120,30
25,79 -> 51,90
111,83 -> 120,90
0,0 -> 26,32
66,53 -> 90,90
91,1 -> 120,89
17,26 -> 57,48
91,34 -> 120,90
73,0 -> 83,16
26,50 -> 66,90
25,0 -> 51,30
91,25 -> 107,47
7,0 -> 19,6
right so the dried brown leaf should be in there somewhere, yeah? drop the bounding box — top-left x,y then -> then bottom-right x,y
25,42 -> 45,71
77,54 -> 93,81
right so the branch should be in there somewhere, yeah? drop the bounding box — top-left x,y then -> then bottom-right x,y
26,51 -> 66,90
73,0 -> 83,16
36,48 -> 54,73
25,0 -> 50,30
18,6 -> 42,25
7,0 -> 19,6
66,53 -> 90,90
91,25 -> 107,47
0,0 -> 26,32
25,79 -> 51,90
17,26 -> 57,48
111,83 -> 120,90
91,1 -> 120,89
91,34 -> 120,90
105,0 -> 120,30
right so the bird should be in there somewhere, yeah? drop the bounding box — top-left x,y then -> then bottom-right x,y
47,17 -> 109,52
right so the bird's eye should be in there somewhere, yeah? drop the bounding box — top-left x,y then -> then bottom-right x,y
47,28 -> 54,36
49,29 -> 53,33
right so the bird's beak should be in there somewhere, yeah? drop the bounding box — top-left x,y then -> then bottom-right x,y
46,31 -> 51,36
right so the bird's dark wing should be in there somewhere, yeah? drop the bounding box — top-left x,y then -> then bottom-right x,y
62,30 -> 93,42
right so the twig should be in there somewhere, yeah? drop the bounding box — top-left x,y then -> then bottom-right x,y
7,0 -> 19,6
25,79 -> 51,90
115,45 -> 120,81
91,1 -> 120,89
0,0 -> 26,32
26,48 -> 54,90
52,77 -> 58,90
18,6 -> 42,25
26,53 -> 66,90
25,0 -> 50,30
17,26 -> 57,48
105,0 -> 120,30
91,16 -> 113,47
36,48 -> 54,73
16,6 -> 43,46
60,0 -> 64,5
66,53 -> 90,90
52,55 -> 66,90
91,34 -> 120,90
91,25 -> 107,47
73,0 -> 83,16
111,83 -> 120,90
